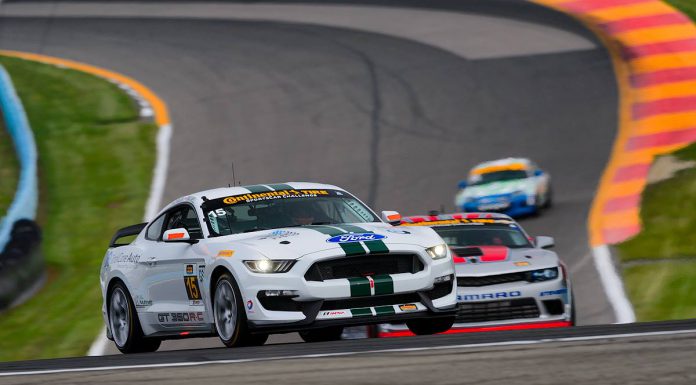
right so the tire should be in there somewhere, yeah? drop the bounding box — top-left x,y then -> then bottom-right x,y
570,291 -> 577,327
406,317 -> 455,335
213,272 -> 261,347
108,282 -> 161,354
299,326 -> 344,343
543,187 -> 553,209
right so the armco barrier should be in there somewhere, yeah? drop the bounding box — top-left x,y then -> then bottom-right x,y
0,64 -> 43,310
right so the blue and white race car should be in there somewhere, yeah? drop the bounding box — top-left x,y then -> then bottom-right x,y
455,158 -> 551,217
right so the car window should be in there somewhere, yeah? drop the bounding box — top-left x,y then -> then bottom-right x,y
164,205 -> 204,240
146,214 -> 166,240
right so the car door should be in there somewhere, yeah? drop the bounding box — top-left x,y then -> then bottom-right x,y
142,204 -> 208,332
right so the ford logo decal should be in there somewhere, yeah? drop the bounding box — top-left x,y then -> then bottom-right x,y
326,233 -> 386,243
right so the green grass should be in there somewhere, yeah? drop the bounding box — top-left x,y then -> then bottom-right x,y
617,143 -> 696,261
0,122 -> 20,216
666,0 -> 696,21
624,262 -> 696,321
0,56 -> 156,361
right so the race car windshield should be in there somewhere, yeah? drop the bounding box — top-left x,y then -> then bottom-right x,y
433,225 -> 532,248
469,170 -> 528,186
203,189 -> 379,236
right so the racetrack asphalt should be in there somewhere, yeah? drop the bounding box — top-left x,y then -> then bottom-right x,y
0,0 -> 619,356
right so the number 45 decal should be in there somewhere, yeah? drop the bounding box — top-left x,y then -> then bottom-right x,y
184,276 -> 201,300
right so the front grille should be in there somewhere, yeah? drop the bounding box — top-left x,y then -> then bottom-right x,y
457,272 -> 527,287
321,293 -> 421,311
456,298 -> 540,323
305,254 -> 423,281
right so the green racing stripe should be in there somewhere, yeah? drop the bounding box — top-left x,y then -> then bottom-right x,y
373,274 -> 394,295
309,225 -> 366,256
243,184 -> 272,193
350,307 -> 372,317
347,277 -> 371,297
266,183 -> 294,191
374,305 -> 396,315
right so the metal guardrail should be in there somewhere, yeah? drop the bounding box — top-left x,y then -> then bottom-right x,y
0,64 -> 42,310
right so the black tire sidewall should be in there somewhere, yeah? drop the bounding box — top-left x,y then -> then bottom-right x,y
213,272 -> 247,347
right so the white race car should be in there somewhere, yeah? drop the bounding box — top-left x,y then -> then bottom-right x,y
379,212 -> 573,337
100,182 -> 456,353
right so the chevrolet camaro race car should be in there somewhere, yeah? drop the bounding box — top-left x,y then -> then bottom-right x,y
455,158 -> 552,217
100,182 -> 457,353
379,212 -> 573,336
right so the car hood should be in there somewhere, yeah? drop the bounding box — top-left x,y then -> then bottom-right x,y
463,179 -> 534,198
209,223 -> 441,260
452,245 -> 559,276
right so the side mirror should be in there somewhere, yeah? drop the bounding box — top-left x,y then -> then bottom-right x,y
534,169 -> 544,177
163,228 -> 198,244
381,210 -> 402,225
535,236 -> 554,249
457,180 -> 468,189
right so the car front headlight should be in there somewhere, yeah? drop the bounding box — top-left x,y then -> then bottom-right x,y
426,244 -> 449,260
526,267 -> 558,282
243,259 -> 296,273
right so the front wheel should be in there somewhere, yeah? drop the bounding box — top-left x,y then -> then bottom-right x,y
213,272 -> 261,347
299,326 -> 344,342
406,317 -> 455,335
108,283 -> 161,353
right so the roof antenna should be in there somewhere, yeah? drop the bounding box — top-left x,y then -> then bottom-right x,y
230,161 -> 237,188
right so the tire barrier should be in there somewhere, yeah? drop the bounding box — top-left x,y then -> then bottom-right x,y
0,64 -> 42,311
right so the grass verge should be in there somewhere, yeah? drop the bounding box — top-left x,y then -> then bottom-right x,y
0,120 -> 19,216
0,55 -> 156,361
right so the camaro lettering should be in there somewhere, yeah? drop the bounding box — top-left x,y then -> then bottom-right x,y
326,233 -> 386,243
457,291 -> 522,301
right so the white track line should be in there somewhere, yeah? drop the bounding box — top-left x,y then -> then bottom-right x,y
7,328 -> 696,377
592,245 -> 636,323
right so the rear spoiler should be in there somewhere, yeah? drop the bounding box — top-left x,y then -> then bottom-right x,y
109,223 -> 147,248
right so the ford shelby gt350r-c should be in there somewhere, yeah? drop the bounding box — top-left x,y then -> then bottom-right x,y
379,212 -> 573,336
455,158 -> 552,217
100,182 -> 457,353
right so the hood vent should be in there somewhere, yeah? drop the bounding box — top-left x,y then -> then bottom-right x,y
452,247 -> 483,257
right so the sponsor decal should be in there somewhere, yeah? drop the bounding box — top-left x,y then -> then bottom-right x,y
134,295 -> 152,308
257,230 -> 300,240
222,189 -> 330,205
198,265 -> 205,282
326,233 -> 386,243
109,252 -> 141,265
185,264 -> 194,275
184,276 -> 202,300
158,312 -> 204,324
216,250 -> 235,258
457,291 -> 522,301
515,261 -> 530,266
246,299 -> 254,310
189,300 -> 203,306
399,304 -> 418,311
401,218 -> 513,227
321,310 -> 348,317
386,228 -> 411,234
540,288 -> 568,297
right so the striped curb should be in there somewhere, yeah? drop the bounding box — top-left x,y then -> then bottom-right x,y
531,0 -> 696,246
